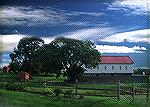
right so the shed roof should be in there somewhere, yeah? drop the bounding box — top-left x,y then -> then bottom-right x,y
100,56 -> 133,64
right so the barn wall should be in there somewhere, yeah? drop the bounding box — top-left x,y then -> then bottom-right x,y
84,64 -> 133,74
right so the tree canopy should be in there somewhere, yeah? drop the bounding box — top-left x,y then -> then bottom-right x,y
9,37 -> 44,74
35,37 -> 100,82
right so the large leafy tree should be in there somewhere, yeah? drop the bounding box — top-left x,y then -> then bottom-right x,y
35,37 -> 100,82
9,37 -> 44,74
33,44 -> 63,76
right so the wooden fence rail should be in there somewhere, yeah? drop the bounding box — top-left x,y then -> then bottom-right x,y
74,79 -> 149,101
77,87 -> 116,91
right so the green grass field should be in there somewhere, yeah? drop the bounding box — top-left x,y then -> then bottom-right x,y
0,71 -> 150,107
1,89 -> 150,107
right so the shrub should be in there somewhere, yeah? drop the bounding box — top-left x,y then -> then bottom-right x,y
144,69 -> 150,75
0,82 -> 7,89
134,69 -> 144,75
5,82 -> 25,91
16,83 -> 25,91
5,82 -> 16,91
23,87 -> 53,95
42,88 -> 53,95
53,88 -> 62,97
63,90 -> 74,98
79,94 -> 84,99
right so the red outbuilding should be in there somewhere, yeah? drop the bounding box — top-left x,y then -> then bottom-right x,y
17,71 -> 30,81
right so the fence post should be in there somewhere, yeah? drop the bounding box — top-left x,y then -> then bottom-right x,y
2,78 -> 5,90
117,81 -> 120,101
131,84 -> 134,100
43,80 -> 46,88
75,79 -> 78,98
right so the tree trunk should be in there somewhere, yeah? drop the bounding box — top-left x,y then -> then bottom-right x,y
66,67 -> 77,83
45,72 -> 48,76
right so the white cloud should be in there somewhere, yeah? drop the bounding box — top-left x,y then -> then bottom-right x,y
108,0 -> 150,15
2,59 -> 11,62
56,27 -> 118,41
65,21 -> 109,27
66,22 -> 90,26
1,6 -> 67,26
1,34 -> 57,52
0,62 -> 9,68
1,6 -> 105,26
39,27 -> 117,44
1,31 -> 148,68
2,33 -> 146,54
96,45 -> 146,53
66,11 -> 104,17
1,28 -> 149,53
0,26 -> 118,52
101,29 -> 150,43
2,34 -> 28,51
141,47 -> 147,50
41,37 -> 55,44
40,28 -> 148,53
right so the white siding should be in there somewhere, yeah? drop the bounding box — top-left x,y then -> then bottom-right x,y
85,64 -> 133,74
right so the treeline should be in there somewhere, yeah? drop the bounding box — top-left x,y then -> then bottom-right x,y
134,68 -> 150,75
3,36 -> 100,82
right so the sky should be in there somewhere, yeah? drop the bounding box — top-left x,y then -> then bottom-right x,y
0,0 -> 150,68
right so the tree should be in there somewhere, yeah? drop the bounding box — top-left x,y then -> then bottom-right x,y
35,37 -> 100,82
33,43 -> 63,76
9,37 -> 44,74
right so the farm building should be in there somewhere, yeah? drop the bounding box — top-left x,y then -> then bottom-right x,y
17,71 -> 30,81
85,56 -> 134,76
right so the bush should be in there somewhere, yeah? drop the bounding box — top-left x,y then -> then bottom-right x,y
42,88 -> 53,95
79,94 -> 84,99
134,69 -> 143,75
0,82 -> 7,89
5,82 -> 25,91
5,82 -> 16,91
144,69 -> 150,75
53,88 -> 62,97
24,87 -> 53,95
16,83 -> 25,91
134,69 -> 150,75
63,90 -> 74,98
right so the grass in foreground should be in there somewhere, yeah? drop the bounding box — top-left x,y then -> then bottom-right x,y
0,89 -> 149,107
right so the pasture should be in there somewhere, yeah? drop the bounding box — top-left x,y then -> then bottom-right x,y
0,71 -> 150,107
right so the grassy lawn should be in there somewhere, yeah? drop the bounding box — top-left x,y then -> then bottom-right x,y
0,72 -> 17,81
0,71 -> 150,107
0,89 -> 150,107
0,72 -> 65,82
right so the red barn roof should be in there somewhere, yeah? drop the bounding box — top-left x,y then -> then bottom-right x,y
100,56 -> 133,64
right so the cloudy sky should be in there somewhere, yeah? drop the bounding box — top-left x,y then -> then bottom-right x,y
1,0 -> 150,68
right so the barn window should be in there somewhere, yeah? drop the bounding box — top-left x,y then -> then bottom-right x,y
125,66 -> 128,70
105,66 -> 107,70
112,66 -> 114,70
120,66 -> 122,70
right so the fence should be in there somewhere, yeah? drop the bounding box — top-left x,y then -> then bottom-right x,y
1,75 -> 149,101
74,79 -> 150,101
119,82 -> 149,101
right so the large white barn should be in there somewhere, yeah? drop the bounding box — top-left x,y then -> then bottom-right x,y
85,56 -> 134,76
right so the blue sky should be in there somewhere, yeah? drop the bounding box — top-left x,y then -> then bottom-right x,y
1,0 -> 150,68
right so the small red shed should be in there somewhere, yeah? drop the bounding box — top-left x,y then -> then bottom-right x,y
3,66 -> 8,73
17,71 -> 30,81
